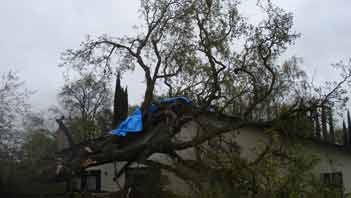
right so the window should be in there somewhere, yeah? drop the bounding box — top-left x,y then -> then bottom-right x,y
321,172 -> 343,188
86,175 -> 98,191
321,172 -> 344,198
81,170 -> 101,192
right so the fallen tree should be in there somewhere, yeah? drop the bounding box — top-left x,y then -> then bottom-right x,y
55,0 -> 351,197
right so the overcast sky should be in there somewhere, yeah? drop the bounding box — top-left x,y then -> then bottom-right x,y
0,0 -> 350,111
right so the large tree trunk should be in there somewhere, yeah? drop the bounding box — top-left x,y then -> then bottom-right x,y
53,102 -> 270,183
141,82 -> 155,113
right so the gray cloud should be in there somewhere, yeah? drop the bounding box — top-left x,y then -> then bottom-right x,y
275,0 -> 351,81
0,0 -> 141,110
0,0 -> 350,110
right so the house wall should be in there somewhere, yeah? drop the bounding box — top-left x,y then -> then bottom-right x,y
86,123 -> 351,195
234,126 -> 351,194
86,162 -> 126,192
308,143 -> 351,193
163,124 -> 351,195
148,152 -> 192,195
158,124 -> 269,196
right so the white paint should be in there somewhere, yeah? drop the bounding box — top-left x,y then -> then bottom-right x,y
308,143 -> 351,193
235,127 -> 351,194
86,124 -> 351,195
86,162 -> 126,192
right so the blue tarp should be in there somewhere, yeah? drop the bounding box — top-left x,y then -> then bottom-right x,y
148,96 -> 192,113
159,96 -> 192,104
111,107 -> 143,136
111,96 -> 192,136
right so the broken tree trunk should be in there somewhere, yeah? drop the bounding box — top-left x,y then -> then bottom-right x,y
53,103 -> 270,182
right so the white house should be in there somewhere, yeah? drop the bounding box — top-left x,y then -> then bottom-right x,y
60,121 -> 351,197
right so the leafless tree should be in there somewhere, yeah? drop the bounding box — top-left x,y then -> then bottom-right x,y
0,71 -> 31,160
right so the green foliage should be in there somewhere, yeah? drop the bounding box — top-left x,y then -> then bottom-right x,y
56,0 -> 351,197
0,160 -> 65,196
0,130 -> 65,197
195,137 -> 342,198
22,130 -> 56,167
275,108 -> 314,138
67,117 -> 104,142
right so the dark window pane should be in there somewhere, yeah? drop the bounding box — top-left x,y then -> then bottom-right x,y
86,175 -> 97,191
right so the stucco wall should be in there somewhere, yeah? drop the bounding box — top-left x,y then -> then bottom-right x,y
86,162 -> 126,192
169,124 -> 351,194
234,127 -> 351,194
308,143 -> 351,193
87,123 -> 351,195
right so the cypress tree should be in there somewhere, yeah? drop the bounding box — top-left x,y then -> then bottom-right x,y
321,105 -> 328,141
309,110 -> 315,137
112,73 -> 129,129
121,87 -> 129,119
328,106 -> 335,144
124,87 -> 129,116
315,109 -> 321,139
310,109 -> 316,137
112,72 -> 121,128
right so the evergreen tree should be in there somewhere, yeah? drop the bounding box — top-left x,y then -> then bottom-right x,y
315,110 -> 321,139
123,87 -> 129,118
321,105 -> 328,141
112,73 -> 129,129
328,106 -> 335,144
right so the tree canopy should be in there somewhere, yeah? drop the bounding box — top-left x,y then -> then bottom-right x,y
43,0 -> 351,197
0,71 -> 31,160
